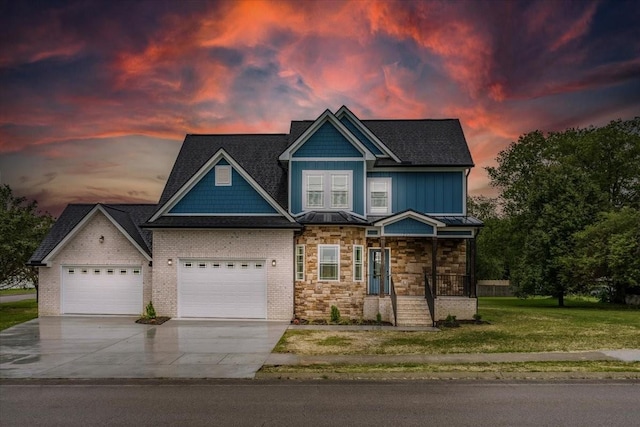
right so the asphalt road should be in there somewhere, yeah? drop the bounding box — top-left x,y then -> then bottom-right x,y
1,379 -> 639,426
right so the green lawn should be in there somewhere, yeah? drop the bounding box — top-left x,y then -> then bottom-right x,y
0,299 -> 38,331
274,297 -> 640,355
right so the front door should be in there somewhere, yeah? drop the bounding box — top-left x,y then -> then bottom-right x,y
368,248 -> 390,295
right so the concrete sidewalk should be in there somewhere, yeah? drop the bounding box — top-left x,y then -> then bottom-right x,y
265,349 -> 640,366
0,293 -> 36,303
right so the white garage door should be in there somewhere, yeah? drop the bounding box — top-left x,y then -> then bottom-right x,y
62,266 -> 143,315
178,260 -> 266,318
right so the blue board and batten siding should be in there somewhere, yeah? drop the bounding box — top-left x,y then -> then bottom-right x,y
290,161 -> 365,215
292,122 -> 363,158
384,218 -> 435,235
170,161 -> 278,214
339,117 -> 383,155
368,171 -> 464,215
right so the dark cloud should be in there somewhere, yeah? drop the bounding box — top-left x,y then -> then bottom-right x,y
0,0 -> 638,212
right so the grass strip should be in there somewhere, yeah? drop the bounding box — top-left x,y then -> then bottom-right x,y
0,299 -> 38,331
261,361 -> 640,374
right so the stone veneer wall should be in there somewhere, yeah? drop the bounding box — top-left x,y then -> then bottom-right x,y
38,212 -> 152,315
366,238 -> 467,297
294,226 -> 367,320
294,228 -> 469,321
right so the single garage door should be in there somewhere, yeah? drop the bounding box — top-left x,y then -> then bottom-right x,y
178,259 -> 266,318
62,266 -> 143,315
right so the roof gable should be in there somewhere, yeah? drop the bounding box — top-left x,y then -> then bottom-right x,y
373,210 -> 445,237
151,148 -> 293,222
279,109 -> 376,161
292,121 -> 363,158
157,133 -> 290,210
168,158 -> 279,215
32,204 -> 155,265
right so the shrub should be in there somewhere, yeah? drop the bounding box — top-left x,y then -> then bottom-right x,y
145,301 -> 157,319
442,314 -> 460,328
330,305 -> 341,323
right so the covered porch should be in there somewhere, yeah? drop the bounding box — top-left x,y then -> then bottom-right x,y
365,211 -> 481,326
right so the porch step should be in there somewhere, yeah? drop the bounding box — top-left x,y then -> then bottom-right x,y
395,296 -> 433,327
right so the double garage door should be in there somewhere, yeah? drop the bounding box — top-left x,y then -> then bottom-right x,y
178,259 -> 266,319
62,266 -> 143,315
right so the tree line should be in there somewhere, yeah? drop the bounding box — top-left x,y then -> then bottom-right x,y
469,118 -> 640,306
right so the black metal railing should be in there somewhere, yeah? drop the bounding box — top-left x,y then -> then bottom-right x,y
434,274 -> 471,297
423,269 -> 436,327
390,277 -> 398,326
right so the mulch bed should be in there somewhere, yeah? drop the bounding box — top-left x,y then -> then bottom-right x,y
135,316 -> 171,325
292,319 -> 393,326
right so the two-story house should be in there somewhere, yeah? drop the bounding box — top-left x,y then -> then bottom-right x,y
29,107 -> 482,326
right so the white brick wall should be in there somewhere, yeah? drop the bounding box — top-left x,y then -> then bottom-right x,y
38,212 -> 152,315
152,229 -> 294,320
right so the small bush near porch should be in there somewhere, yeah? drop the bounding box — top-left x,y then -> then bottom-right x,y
274,297 -> 640,355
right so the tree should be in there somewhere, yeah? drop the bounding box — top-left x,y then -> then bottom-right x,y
0,185 -> 54,296
568,208 -> 640,303
467,196 -> 517,280
509,165 -> 603,306
485,118 -> 639,306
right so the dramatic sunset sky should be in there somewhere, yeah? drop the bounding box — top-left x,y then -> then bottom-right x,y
1,0 -> 639,217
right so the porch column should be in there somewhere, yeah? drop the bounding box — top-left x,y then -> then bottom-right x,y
431,237 -> 437,297
379,236 -> 386,298
468,237 -> 477,298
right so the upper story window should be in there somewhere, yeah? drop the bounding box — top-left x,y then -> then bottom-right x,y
306,175 -> 324,208
331,175 -> 349,208
367,178 -> 392,215
215,165 -> 232,186
303,170 -> 353,211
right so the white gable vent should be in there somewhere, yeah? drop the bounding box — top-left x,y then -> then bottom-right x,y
215,165 -> 232,186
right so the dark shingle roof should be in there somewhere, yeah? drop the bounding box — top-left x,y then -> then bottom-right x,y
28,204 -> 156,264
287,118 -> 474,167
142,216 -> 301,229
156,134 -> 290,212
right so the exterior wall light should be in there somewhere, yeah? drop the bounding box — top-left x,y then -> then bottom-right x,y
99,235 -> 104,243
167,259 -> 173,266
271,259 -> 277,267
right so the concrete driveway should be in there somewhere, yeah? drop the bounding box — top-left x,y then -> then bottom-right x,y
0,317 -> 288,379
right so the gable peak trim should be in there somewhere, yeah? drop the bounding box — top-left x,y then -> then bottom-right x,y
334,106 -> 401,163
279,109 -> 376,162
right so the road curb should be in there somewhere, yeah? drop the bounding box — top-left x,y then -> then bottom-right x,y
255,371 -> 640,381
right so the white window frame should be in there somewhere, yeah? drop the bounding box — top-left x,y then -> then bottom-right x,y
295,245 -> 305,280
353,245 -> 363,281
303,170 -> 353,211
305,174 -> 324,208
318,244 -> 340,281
367,177 -> 392,215
215,165 -> 232,186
